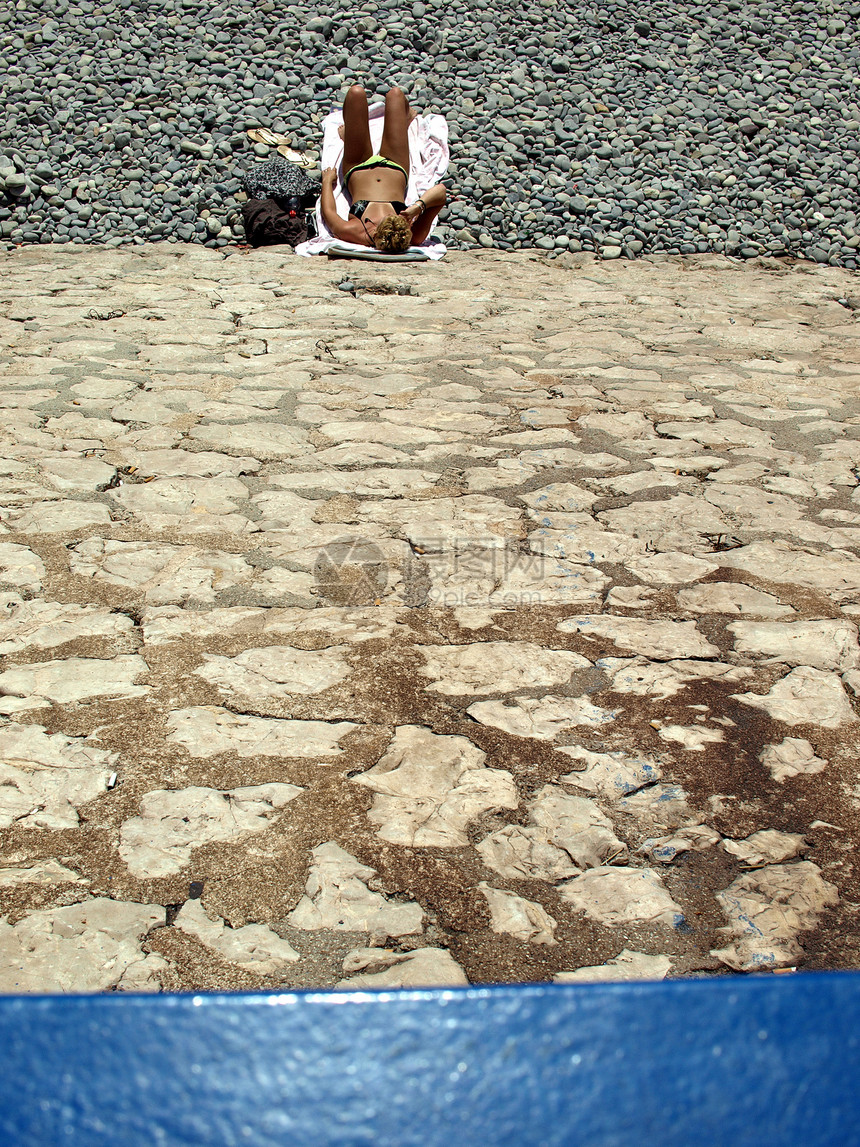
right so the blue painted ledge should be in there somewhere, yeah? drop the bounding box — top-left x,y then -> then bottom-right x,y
1,973 -> 859,1147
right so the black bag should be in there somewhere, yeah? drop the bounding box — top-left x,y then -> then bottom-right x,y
241,198 -> 309,248
240,157 -> 321,248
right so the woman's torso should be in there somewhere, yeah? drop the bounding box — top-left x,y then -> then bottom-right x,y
347,165 -> 408,217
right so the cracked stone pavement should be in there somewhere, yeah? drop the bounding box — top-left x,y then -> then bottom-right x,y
0,243 -> 859,993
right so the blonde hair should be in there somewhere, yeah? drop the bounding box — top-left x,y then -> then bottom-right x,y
374,214 -> 412,253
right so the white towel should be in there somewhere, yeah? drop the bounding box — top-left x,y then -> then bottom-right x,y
295,103 -> 449,259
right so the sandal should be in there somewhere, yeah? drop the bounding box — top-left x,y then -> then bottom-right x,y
277,145 -> 317,168
247,128 -> 292,147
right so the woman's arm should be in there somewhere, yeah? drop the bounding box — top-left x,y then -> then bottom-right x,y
402,183 -> 447,245
320,168 -> 370,245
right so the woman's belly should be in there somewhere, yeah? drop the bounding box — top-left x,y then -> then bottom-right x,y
348,170 -> 407,202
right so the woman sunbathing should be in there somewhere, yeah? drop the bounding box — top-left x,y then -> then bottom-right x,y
321,85 -> 447,253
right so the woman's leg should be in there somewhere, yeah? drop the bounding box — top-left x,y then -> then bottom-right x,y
341,85 -> 373,176
378,87 -> 411,173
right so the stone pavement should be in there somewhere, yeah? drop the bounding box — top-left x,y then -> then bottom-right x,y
0,244 -> 858,993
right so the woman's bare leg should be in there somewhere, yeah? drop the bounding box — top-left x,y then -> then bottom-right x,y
342,85 -> 373,175
378,87 -> 411,173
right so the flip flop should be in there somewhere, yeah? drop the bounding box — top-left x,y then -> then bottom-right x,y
247,128 -> 291,147
277,145 -> 317,168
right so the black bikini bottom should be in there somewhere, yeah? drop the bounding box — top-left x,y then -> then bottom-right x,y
349,200 -> 407,220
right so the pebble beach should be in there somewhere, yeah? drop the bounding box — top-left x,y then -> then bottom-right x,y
2,0 -> 859,261
1,2 -> 860,997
